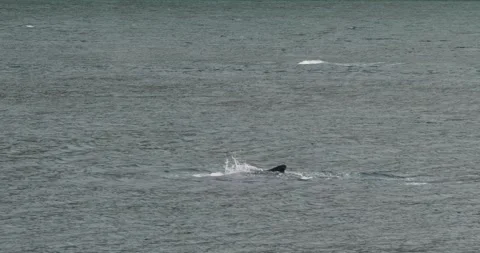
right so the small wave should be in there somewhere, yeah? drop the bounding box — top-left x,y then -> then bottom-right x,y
298,60 -> 326,65
360,172 -> 408,180
298,59 -> 401,67
193,172 -> 224,178
405,182 -> 428,186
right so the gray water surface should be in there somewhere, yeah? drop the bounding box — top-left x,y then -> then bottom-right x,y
2,1 -> 480,252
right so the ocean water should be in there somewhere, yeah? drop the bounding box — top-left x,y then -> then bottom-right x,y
2,1 -> 480,252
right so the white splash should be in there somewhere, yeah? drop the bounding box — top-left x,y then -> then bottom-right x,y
224,156 -> 261,174
25,25 -> 35,28
193,156 -> 261,178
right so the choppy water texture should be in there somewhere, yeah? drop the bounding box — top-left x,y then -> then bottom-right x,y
2,1 -> 480,252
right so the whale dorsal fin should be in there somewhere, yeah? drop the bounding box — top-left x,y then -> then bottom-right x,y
268,165 -> 287,173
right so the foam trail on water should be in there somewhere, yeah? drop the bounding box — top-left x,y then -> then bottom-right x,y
286,171 -> 312,180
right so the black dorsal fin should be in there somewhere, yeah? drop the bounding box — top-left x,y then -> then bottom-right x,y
268,165 -> 287,173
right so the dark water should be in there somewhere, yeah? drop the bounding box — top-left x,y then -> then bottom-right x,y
2,1 -> 480,252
